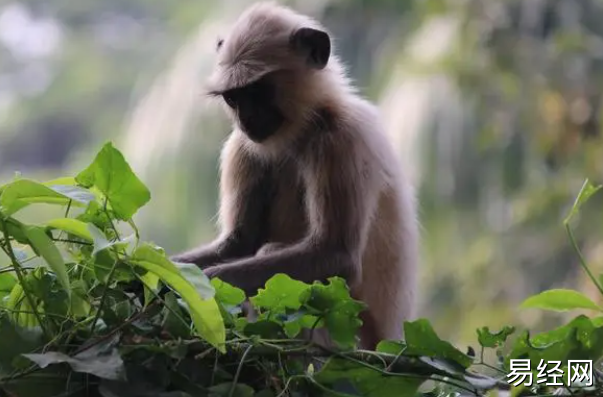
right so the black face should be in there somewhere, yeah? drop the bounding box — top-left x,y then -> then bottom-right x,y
221,74 -> 285,143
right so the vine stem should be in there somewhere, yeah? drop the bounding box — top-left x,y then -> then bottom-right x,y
90,200 -> 125,334
0,217 -> 49,338
74,301 -> 157,356
229,344 -> 254,397
565,223 -> 603,297
90,254 -> 120,334
0,266 -> 34,274
222,340 -> 490,395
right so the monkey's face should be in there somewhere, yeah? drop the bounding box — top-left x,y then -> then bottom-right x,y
207,3 -> 333,143
220,73 -> 286,143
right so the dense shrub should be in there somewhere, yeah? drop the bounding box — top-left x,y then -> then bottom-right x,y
0,143 -> 601,396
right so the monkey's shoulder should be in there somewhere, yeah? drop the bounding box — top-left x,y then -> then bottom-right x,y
301,98 -> 390,156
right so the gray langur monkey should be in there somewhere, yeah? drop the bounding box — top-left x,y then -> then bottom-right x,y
171,1 -> 419,350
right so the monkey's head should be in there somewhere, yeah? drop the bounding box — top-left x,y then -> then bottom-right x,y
206,2 -> 338,144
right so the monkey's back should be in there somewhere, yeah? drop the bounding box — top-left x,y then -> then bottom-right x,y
344,97 -> 419,343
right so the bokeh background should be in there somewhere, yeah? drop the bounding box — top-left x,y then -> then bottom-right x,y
2,0 -> 603,347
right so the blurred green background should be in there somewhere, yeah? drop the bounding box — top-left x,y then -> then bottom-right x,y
2,0 -> 603,348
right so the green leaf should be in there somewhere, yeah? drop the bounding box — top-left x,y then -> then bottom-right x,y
93,250 -> 135,285
250,273 -> 309,313
207,382 -> 255,397
130,244 -> 225,351
3,217 -> 29,244
477,326 -> 515,348
23,347 -> 125,380
507,315 -> 603,366
6,283 -> 26,324
244,320 -> 287,339
162,291 -> 191,338
173,261 -> 215,300
42,177 -> 77,186
47,184 -> 97,204
402,319 -> 473,368
24,267 -> 69,318
70,279 -> 91,317
520,289 -> 603,312
315,357 -> 424,397
87,223 -> 114,255
0,315 -> 44,374
77,200 -> 113,232
45,218 -> 93,242
140,271 -> 160,307
300,277 -> 366,349
283,312 -> 322,338
0,179 -> 92,216
375,340 -> 406,355
211,279 -> 246,306
75,142 -> 150,220
564,179 -> 602,224
0,273 -> 17,296
22,225 -> 70,295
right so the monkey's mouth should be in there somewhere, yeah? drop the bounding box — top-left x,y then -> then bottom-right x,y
243,128 -> 276,143
240,110 -> 285,143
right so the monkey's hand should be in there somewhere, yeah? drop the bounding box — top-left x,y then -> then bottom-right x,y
170,246 -> 223,269
202,265 -> 224,281
255,242 -> 287,256
172,232 -> 262,269
202,242 -> 358,297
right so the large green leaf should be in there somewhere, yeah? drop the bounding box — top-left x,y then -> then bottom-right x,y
0,179 -> 93,216
520,289 -> 603,312
22,226 -> 70,295
75,142 -> 150,220
45,218 -> 94,242
129,244 -> 225,351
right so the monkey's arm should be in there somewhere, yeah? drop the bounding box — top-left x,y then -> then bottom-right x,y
171,134 -> 272,268
204,134 -> 376,295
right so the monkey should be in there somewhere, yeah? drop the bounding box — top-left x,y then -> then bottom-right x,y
171,1 -> 419,350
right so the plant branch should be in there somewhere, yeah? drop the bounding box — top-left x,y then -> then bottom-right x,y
0,217 -> 49,338
565,223 -> 603,296
90,255 -> 120,334
229,344 -> 254,397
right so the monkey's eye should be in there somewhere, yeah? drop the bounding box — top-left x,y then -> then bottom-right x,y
222,92 -> 237,109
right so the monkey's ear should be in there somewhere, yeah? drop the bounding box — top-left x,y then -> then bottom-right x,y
290,27 -> 331,69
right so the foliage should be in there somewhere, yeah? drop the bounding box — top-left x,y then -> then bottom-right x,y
0,143 -> 602,396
